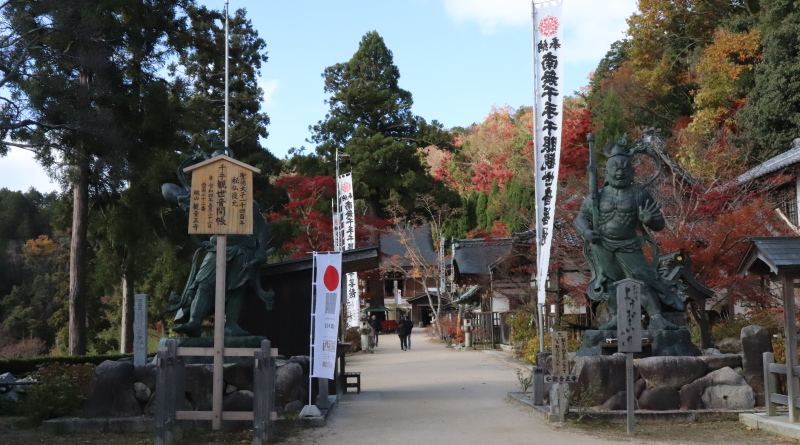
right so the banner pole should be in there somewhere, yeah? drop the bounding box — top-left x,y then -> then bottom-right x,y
309,253 -> 316,407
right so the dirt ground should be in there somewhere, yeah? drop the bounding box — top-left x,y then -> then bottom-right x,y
1,331 -> 796,445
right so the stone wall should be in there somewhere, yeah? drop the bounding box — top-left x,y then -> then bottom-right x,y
81,355 -> 311,418
541,325 -> 773,410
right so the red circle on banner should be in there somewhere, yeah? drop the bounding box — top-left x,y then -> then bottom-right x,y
342,182 -> 351,193
324,265 -> 340,291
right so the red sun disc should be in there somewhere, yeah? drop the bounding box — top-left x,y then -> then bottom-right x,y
323,265 -> 340,291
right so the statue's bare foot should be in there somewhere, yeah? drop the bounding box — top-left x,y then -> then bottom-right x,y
225,322 -> 251,337
598,316 -> 618,331
648,314 -> 679,330
173,322 -> 201,337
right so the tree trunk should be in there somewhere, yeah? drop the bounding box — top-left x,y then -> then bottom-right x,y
69,157 -> 89,356
120,275 -> 134,353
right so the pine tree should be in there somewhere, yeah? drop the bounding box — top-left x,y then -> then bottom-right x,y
485,179 -> 500,228
303,31 -> 455,216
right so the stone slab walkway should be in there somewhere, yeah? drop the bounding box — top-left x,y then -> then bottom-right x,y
281,331 -> 657,445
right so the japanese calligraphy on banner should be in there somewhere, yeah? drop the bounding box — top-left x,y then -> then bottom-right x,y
338,173 -> 355,250
346,272 -> 359,328
184,155 -> 260,235
338,173 -> 360,327
533,0 -> 564,307
312,252 -> 342,379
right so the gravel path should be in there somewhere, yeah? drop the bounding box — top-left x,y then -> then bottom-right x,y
281,331 -> 640,445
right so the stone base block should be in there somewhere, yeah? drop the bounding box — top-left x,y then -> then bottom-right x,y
577,329 -> 701,357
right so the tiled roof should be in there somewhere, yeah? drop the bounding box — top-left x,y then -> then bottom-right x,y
453,238 -> 515,275
380,224 -> 440,267
737,236 -> 800,276
736,138 -> 800,183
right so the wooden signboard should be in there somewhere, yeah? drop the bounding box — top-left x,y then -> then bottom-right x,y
616,279 -> 642,353
184,155 -> 260,235
551,331 -> 569,376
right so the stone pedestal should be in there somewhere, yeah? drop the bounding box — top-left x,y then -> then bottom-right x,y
577,329 -> 701,357
155,336 -> 267,365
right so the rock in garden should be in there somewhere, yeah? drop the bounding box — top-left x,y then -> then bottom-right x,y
741,325 -> 772,406
134,364 -> 157,391
717,338 -> 742,354
680,366 -> 754,410
225,384 -> 238,395
639,386 -> 680,410
223,358 -> 254,391
222,390 -> 254,411
144,393 -> 156,416
636,356 -> 706,390
703,348 -> 722,356
634,378 -> 646,399
0,373 -> 19,402
702,353 -> 742,372
133,382 -> 152,403
284,400 -> 303,415
275,362 -> 303,408
702,384 -> 755,410
184,364 -> 215,411
600,391 -> 629,410
84,360 -> 142,417
571,353 -> 628,406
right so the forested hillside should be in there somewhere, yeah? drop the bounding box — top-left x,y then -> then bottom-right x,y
2,0 -> 800,358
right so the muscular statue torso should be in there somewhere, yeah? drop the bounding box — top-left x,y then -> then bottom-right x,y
584,187 -> 642,241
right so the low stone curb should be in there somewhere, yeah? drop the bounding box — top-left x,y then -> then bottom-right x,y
483,350 -> 532,372
42,395 -> 338,434
508,392 -> 761,423
740,413 -> 800,440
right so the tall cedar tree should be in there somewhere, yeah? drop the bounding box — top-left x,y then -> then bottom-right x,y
301,31 -> 457,217
171,5 -> 282,207
7,0 -> 166,355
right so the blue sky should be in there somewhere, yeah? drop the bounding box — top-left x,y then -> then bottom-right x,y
0,0 -> 636,193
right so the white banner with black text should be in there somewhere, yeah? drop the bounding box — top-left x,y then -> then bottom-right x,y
533,0 -> 564,307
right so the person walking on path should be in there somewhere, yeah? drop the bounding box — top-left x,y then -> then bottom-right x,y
397,316 -> 409,350
403,317 -> 413,349
369,315 -> 383,347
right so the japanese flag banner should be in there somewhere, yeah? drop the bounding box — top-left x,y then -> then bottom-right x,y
312,252 -> 342,379
533,0 -> 564,307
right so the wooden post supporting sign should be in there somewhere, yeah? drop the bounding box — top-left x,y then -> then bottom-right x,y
616,278 -> 642,436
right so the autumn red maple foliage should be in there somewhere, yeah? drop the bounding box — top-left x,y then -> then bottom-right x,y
270,175 -> 336,257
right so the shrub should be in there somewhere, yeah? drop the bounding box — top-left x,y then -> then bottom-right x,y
21,361 -> 97,420
0,353 -> 131,377
0,338 -> 47,359
25,381 -> 85,420
711,310 -> 781,342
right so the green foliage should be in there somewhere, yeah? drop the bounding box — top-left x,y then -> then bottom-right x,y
737,0 -> 800,157
711,311 -> 781,343
298,31 -> 454,216
476,191 -> 488,229
0,354 -> 125,378
593,88 -> 626,152
25,381 -> 85,420
485,179 -> 500,227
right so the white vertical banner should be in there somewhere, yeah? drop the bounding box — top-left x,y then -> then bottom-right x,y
338,173 -> 355,250
311,252 -> 342,379
533,0 -> 564,307
346,272 -> 359,328
338,173 -> 359,327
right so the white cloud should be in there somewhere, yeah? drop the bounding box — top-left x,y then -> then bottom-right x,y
0,149 -> 59,193
260,78 -> 279,109
443,0 -> 529,33
443,0 -> 636,62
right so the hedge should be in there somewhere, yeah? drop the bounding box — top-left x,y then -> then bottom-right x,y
0,354 -> 135,377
